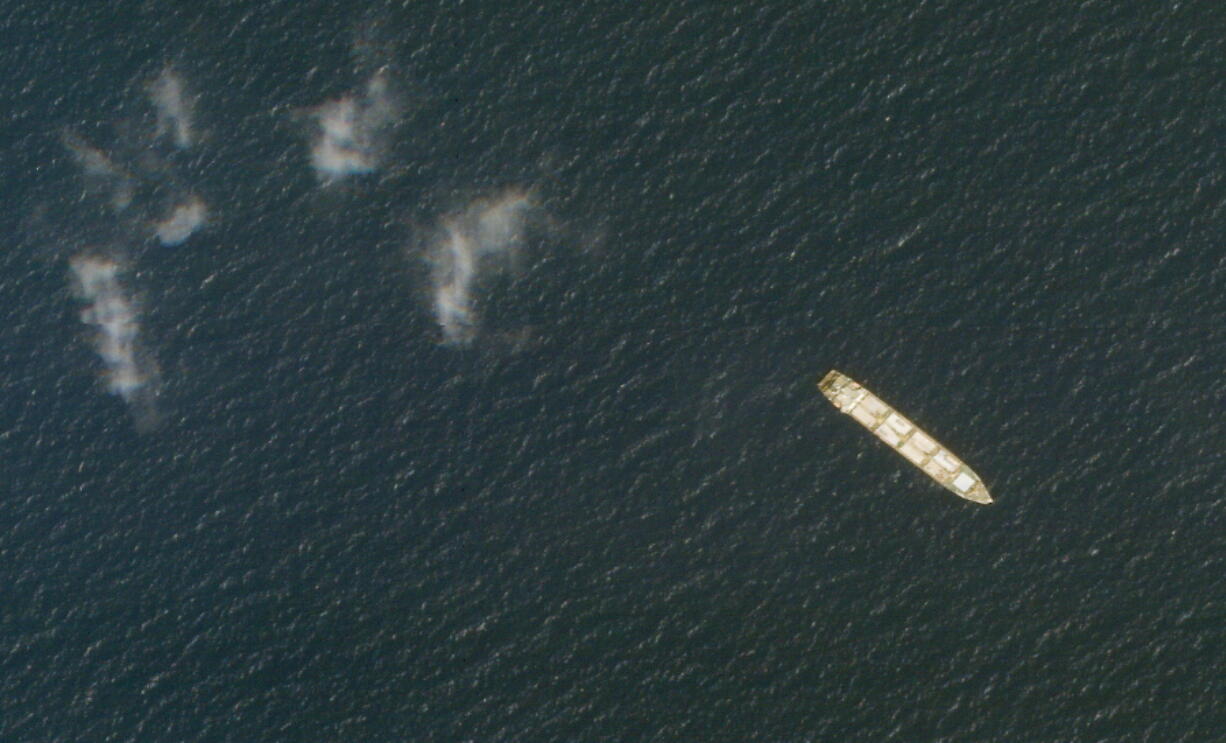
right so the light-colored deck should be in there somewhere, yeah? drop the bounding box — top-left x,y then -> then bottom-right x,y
818,370 -> 992,505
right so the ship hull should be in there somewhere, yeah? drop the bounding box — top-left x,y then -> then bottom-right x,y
818,370 -> 992,505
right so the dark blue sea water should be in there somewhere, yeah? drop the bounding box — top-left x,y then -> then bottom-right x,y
2,1 -> 1223,741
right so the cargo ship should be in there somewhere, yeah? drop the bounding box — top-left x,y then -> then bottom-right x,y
818,370 -> 992,504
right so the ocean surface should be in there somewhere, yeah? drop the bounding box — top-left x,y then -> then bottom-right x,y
1,1 -> 1223,741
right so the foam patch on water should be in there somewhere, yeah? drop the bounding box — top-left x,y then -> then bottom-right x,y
148,67 -> 195,150
69,255 -> 155,403
428,190 -> 535,345
61,131 -> 136,212
306,70 -> 401,183
154,195 -> 208,246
